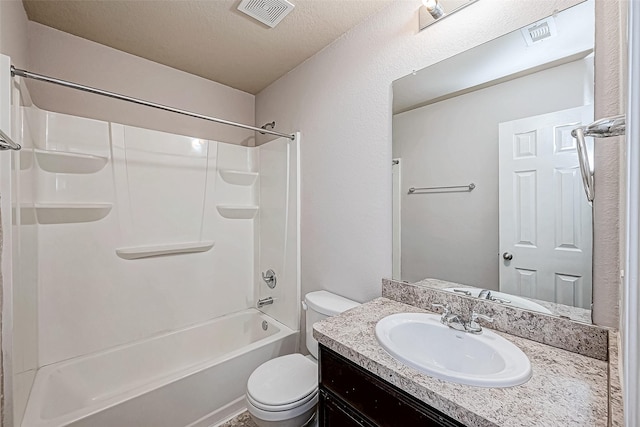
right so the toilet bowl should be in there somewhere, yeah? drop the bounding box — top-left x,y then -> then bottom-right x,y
246,291 -> 359,427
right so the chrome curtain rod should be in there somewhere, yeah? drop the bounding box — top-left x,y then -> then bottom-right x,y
10,66 -> 295,140
0,127 -> 21,150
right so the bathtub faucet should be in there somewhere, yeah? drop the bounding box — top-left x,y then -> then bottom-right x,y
257,297 -> 274,308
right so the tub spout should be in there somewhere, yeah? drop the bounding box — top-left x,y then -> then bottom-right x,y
257,297 -> 274,308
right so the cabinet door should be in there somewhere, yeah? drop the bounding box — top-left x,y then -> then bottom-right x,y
319,346 -> 466,427
319,390 -> 375,427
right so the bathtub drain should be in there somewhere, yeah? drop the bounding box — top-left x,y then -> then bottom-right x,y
262,321 -> 268,331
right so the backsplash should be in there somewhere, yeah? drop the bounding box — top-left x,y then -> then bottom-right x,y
382,279 -> 609,361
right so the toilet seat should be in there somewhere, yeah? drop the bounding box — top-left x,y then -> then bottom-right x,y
247,354 -> 318,410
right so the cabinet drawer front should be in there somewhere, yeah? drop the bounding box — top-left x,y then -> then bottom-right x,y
320,390 -> 376,427
319,346 -> 466,427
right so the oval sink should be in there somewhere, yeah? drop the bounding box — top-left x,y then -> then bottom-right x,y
375,313 -> 532,387
443,287 -> 553,315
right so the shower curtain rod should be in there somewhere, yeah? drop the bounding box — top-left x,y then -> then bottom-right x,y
10,66 -> 295,140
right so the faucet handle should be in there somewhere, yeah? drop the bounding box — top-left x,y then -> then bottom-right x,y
489,296 -> 511,304
465,310 -> 494,334
431,303 -> 451,315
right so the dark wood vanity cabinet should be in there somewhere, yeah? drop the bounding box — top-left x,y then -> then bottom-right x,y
318,345 -> 466,427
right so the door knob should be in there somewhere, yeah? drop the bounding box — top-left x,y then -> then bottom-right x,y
503,252 -> 513,261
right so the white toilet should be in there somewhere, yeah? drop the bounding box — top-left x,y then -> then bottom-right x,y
246,291 -> 359,427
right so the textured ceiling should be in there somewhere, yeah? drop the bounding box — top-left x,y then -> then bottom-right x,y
22,0 -> 394,94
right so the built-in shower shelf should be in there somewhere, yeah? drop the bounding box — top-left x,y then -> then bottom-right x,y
216,205 -> 259,219
34,149 -> 108,174
115,241 -> 215,260
33,203 -> 112,224
219,169 -> 259,186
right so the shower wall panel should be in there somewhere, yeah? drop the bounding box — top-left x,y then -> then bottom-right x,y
8,72 -> 40,426
33,110 -> 257,367
257,136 -> 300,330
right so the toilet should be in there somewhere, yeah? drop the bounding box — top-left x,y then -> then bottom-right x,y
246,291 -> 359,427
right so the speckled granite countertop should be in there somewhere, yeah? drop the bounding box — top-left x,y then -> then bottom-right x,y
313,297 -> 608,427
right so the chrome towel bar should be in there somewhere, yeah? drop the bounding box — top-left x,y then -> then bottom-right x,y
408,183 -> 475,194
571,114 -> 626,139
572,114 -> 626,202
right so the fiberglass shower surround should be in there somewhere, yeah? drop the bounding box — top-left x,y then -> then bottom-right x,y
2,62 -> 300,426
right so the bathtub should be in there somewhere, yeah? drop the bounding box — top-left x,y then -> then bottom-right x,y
21,309 -> 298,427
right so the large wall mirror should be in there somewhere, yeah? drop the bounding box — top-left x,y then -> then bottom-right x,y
392,1 -> 594,323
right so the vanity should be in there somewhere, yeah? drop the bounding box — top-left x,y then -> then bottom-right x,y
319,345 -> 464,427
313,281 -> 613,427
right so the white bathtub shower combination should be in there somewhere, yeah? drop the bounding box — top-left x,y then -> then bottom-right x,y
1,66 -> 300,427
23,311 -> 297,427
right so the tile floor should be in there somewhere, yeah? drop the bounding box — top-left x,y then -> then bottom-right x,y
218,411 -> 258,427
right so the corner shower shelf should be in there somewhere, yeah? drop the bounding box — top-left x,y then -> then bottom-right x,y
115,241 -> 215,260
219,169 -> 258,186
34,149 -> 108,174
34,203 -> 112,224
216,205 -> 259,219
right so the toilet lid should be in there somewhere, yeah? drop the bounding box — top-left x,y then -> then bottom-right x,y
247,354 -> 318,408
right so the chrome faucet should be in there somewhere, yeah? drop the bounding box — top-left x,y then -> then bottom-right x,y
477,289 -> 511,305
431,304 -> 467,332
257,297 -> 274,308
478,289 -> 492,299
431,304 -> 494,334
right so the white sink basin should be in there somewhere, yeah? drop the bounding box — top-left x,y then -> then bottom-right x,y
375,313 -> 532,387
443,287 -> 553,315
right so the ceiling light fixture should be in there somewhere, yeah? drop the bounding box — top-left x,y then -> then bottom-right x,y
419,0 -> 478,31
423,0 -> 445,19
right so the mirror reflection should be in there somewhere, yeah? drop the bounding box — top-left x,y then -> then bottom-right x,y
392,1 -> 594,322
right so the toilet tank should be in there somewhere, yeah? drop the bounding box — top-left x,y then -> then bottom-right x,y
303,291 -> 359,359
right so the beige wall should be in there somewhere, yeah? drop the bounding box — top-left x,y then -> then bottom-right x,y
0,1 -> 29,424
256,0 -> 624,328
26,22 -> 256,145
0,0 -> 28,69
592,0 -> 627,326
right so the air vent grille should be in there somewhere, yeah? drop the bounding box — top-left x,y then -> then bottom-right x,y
521,17 -> 557,46
237,0 -> 295,28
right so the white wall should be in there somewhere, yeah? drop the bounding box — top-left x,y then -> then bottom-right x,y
26,22 -> 255,146
255,0 -> 623,327
393,58 -> 592,287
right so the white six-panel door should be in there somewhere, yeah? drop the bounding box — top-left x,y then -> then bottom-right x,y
498,106 -> 593,308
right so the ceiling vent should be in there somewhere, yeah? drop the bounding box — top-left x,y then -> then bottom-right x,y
237,0 -> 295,28
521,17 -> 557,46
